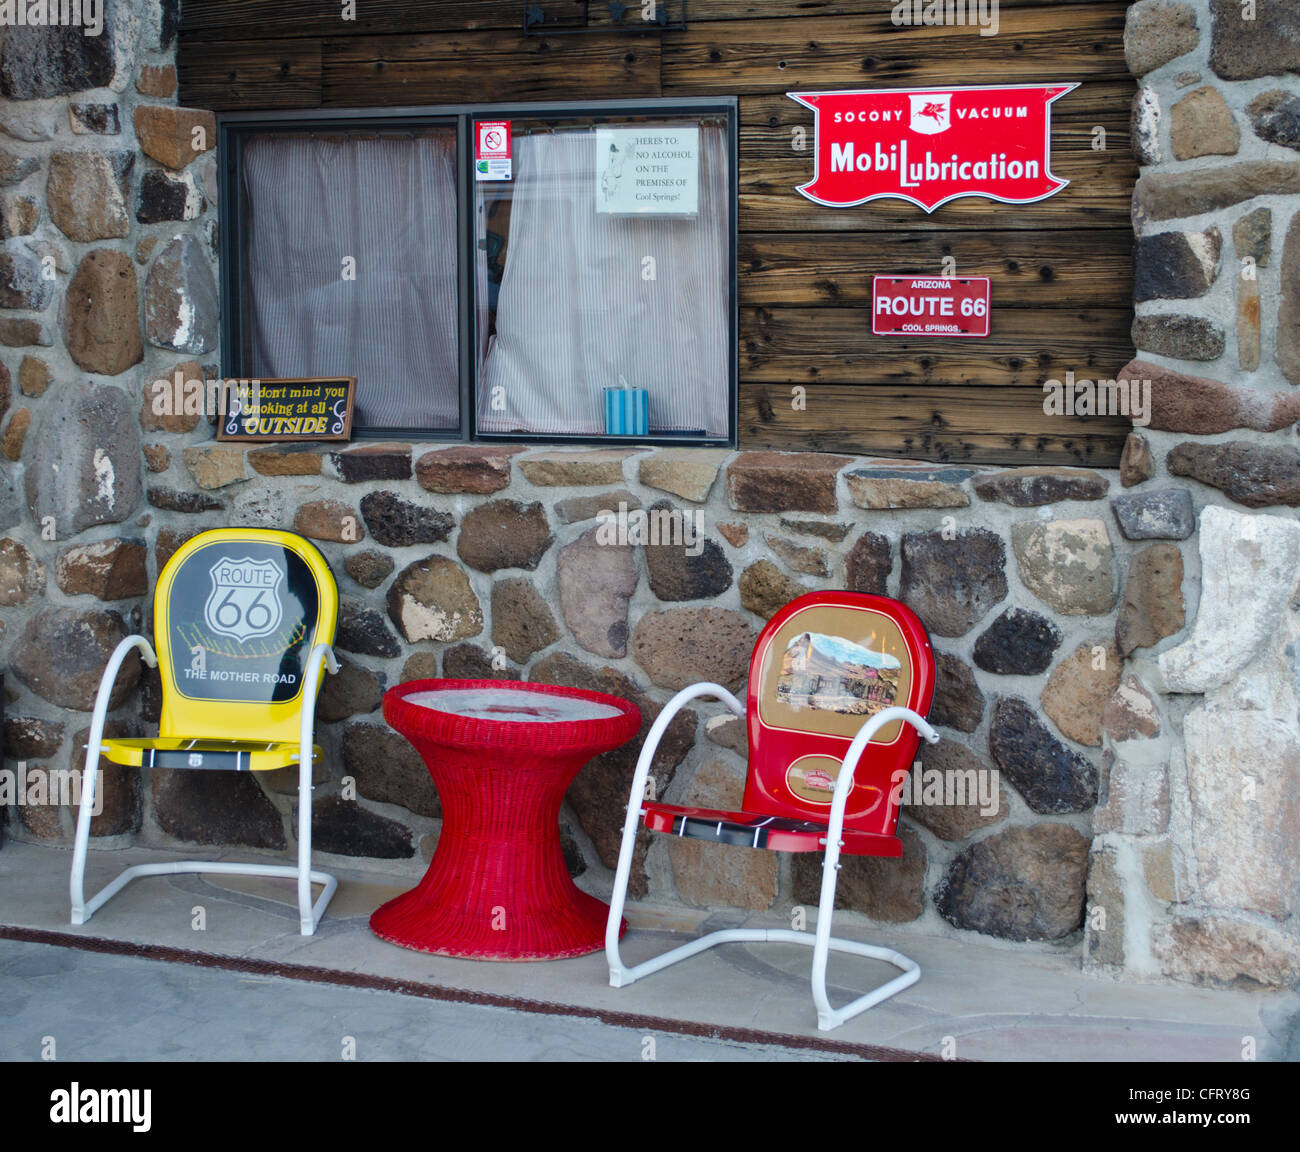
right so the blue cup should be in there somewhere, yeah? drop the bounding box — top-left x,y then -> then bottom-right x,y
604,387 -> 649,437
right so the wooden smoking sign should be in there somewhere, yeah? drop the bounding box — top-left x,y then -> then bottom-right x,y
216,377 -> 356,443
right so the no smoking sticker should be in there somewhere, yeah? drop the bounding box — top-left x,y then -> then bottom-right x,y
476,120 -> 512,181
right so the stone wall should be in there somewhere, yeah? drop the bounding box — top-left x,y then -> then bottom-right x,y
0,1 -> 1297,989
1090,0 -> 1300,987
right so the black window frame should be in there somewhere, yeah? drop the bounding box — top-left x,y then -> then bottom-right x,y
217,98 -> 739,448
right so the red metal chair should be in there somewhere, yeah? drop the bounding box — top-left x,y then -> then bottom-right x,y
605,591 -> 939,1030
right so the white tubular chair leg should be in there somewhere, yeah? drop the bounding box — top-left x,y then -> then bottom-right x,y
605,682 -> 745,987
603,696 -> 939,1031
71,636 -> 159,927
295,644 -> 339,935
810,706 -> 939,1030
72,639 -> 343,937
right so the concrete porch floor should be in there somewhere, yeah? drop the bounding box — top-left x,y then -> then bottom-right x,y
1,838 -> 1295,1062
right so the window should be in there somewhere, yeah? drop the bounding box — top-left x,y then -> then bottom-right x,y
219,101 -> 737,445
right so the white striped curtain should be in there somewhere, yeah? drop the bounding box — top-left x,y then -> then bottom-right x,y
477,124 -> 730,437
243,132 -> 460,430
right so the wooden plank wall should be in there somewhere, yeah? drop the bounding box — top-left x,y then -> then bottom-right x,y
179,0 -> 1137,466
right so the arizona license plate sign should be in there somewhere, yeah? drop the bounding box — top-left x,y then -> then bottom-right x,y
872,276 -> 991,337
788,84 -> 1077,213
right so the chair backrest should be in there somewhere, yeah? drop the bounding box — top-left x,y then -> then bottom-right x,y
153,529 -> 338,743
744,592 -> 935,838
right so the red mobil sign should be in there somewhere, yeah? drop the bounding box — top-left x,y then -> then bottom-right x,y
872,277 -> 991,338
788,84 -> 1076,213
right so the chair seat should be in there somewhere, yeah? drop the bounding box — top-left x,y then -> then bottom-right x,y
98,737 -> 321,773
641,802 -> 903,857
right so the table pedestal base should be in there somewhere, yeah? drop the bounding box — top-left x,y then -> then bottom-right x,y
370,818 -> 626,960
369,726 -> 630,961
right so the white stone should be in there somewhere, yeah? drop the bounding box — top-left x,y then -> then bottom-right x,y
231,487 -> 287,528
1133,87 -> 1161,164
0,106 -> 58,142
1185,708 -> 1300,920
1158,506 -> 1300,693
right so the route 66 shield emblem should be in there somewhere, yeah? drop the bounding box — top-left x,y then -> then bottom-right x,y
204,556 -> 285,642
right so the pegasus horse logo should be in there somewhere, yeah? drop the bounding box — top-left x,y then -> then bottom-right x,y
909,94 -> 951,135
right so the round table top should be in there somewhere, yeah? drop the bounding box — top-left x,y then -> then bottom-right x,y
383,678 -> 642,755
405,686 -> 625,723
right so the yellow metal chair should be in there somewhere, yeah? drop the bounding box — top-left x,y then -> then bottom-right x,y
71,529 -> 341,935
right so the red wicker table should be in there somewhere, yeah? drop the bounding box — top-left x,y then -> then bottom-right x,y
370,679 -> 642,960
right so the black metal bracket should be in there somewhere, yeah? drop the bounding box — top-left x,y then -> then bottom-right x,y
524,2 -> 687,36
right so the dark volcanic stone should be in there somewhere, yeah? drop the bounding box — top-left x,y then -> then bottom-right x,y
56,538 -> 148,600
989,698 -> 1099,814
0,251 -> 53,310
931,651 -> 984,733
530,652 -> 695,898
906,739 -> 1007,841
973,468 -> 1108,507
70,103 -> 121,135
3,715 -> 64,759
147,486 -> 224,514
1247,90 -> 1300,152
791,823 -> 926,923
779,517 -> 850,542
136,169 -> 203,223
457,499 -> 552,572
1110,489 -> 1196,541
328,443 -> 412,483
1209,0 -> 1300,81
74,723 -> 141,837
336,599 -> 401,658
1167,441 -> 1300,508
844,531 -> 891,594
359,490 -> 454,548
559,823 -> 586,878
153,771 -> 285,849
315,659 -> 383,723
1,21 -> 116,99
643,502 -> 732,601
973,609 -> 1062,675
1134,229 -> 1220,301
306,796 -> 413,859
11,609 -> 139,711
442,643 -> 517,681
1234,207 -> 1272,267
342,723 -> 440,818
344,550 -> 395,589
935,824 -> 1089,942
1131,314 -> 1226,361
900,529 -> 1007,637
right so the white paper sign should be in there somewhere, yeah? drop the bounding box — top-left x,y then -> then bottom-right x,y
596,126 -> 699,215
